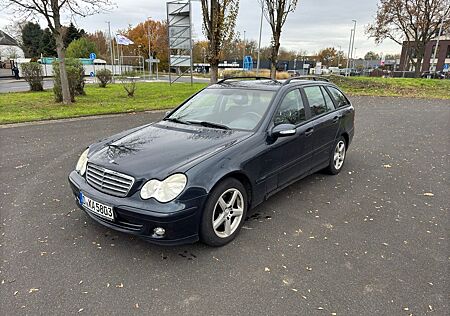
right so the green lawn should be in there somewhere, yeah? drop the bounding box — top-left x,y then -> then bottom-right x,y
0,82 -> 207,124
1,77 -> 449,124
330,76 -> 450,100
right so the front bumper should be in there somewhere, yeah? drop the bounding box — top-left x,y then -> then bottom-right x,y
68,171 -> 207,245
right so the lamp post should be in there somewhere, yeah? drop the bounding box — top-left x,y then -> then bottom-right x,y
346,20 -> 357,76
430,10 -> 446,75
242,30 -> 246,71
106,21 -> 115,81
147,17 -> 152,80
256,3 -> 264,74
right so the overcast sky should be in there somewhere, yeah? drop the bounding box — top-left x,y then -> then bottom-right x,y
0,0 -> 401,57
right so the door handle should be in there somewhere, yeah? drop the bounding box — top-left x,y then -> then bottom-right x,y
305,128 -> 314,137
332,116 -> 340,123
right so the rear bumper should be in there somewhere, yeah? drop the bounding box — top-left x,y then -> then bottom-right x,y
68,171 -> 207,245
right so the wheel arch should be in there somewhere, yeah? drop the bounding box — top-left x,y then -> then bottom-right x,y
211,171 -> 253,209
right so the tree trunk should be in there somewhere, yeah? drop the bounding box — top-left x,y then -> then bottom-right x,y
210,60 -> 219,84
270,38 -> 280,79
51,0 -> 71,105
414,58 -> 423,78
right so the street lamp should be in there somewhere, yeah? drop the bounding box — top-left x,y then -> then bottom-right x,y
147,16 -> 152,80
242,30 -> 246,71
346,20 -> 357,76
256,3 -> 264,74
430,10 -> 447,75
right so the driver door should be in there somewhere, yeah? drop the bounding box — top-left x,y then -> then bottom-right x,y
264,89 -> 314,191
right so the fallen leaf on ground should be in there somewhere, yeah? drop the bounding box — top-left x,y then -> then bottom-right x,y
28,288 -> 39,293
116,283 -> 124,288
423,192 -> 434,197
264,267 -> 270,272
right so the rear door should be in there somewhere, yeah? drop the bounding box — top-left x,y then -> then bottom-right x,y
302,85 -> 340,168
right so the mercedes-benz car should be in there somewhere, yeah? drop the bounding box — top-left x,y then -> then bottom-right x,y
68,77 -> 355,246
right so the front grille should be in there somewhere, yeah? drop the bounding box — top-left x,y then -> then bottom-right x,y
86,164 -> 135,197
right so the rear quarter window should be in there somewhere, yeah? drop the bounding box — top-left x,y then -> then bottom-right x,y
327,87 -> 350,107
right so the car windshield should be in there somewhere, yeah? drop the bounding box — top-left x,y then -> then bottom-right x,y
166,88 -> 276,131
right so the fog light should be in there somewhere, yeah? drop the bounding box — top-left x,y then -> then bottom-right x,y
154,227 -> 165,236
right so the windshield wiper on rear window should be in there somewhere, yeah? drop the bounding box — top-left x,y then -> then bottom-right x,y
187,120 -> 230,130
164,117 -> 191,125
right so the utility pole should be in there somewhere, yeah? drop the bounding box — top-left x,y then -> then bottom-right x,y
346,29 -> 353,76
147,17 -> 152,80
337,45 -> 342,67
256,4 -> 264,74
106,21 -> 115,81
350,20 -> 357,70
242,30 -> 246,70
430,11 -> 446,75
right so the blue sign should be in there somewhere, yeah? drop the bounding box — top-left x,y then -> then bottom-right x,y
444,64 -> 449,70
90,72 -> 95,77
89,52 -> 96,60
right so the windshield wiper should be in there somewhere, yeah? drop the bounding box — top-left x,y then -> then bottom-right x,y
164,117 -> 191,125
187,120 -> 230,130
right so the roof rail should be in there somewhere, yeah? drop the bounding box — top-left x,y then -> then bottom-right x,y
283,75 -> 330,86
217,76 -> 280,84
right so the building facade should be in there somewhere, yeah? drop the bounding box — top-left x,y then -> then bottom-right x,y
399,36 -> 450,72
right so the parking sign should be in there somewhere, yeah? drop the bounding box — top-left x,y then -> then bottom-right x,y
89,52 -> 96,60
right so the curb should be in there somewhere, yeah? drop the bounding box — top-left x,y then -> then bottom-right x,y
0,109 -> 168,129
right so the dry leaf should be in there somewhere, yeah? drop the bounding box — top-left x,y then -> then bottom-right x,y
116,283 -> 124,288
383,164 -> 392,168
317,307 -> 324,310
292,288 -> 298,292
28,288 -> 39,293
78,308 -> 84,313
423,192 -> 434,197
13,291 -> 19,296
135,303 -> 139,309
264,267 -> 270,272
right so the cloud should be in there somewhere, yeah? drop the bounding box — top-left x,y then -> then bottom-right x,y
0,0 -> 401,56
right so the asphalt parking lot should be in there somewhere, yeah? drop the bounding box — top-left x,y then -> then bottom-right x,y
1,96 -> 449,315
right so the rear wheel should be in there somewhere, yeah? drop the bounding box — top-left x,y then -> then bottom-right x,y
326,136 -> 347,175
200,178 -> 247,247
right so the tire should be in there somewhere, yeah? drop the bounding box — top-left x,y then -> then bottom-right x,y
326,136 -> 347,175
200,178 -> 248,247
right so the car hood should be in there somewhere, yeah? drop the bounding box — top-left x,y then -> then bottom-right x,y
88,121 -> 251,179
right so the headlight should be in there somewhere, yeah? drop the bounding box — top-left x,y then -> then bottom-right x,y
75,148 -> 89,176
140,173 -> 187,202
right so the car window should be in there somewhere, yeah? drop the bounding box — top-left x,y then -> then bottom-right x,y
321,86 -> 335,111
304,86 -> 328,116
169,88 -> 276,131
327,87 -> 350,107
274,89 -> 305,126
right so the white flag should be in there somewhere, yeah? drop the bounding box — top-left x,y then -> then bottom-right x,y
115,34 -> 134,46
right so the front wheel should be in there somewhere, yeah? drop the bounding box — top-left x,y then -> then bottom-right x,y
326,136 -> 347,175
200,178 -> 248,247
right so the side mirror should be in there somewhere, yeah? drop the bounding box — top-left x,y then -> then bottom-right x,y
165,110 -> 171,117
271,124 -> 296,138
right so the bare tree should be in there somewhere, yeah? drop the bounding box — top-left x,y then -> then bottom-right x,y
4,0 -> 114,104
367,0 -> 450,77
201,0 -> 239,84
259,0 -> 299,79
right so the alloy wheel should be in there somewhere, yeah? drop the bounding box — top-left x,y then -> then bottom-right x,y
333,140 -> 346,170
212,188 -> 244,238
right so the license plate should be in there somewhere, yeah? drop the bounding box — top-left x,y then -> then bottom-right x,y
79,192 -> 114,221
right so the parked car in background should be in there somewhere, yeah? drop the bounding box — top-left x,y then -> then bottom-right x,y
69,76 -> 355,246
287,70 -> 301,77
421,71 -> 446,79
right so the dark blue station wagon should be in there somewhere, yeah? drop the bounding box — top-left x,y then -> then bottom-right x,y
69,77 -> 355,246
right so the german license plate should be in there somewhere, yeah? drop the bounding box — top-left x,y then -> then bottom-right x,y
79,192 -> 114,221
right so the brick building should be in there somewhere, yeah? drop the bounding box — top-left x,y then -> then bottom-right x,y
399,35 -> 450,72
